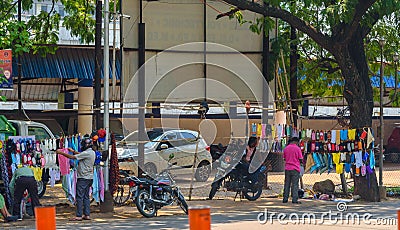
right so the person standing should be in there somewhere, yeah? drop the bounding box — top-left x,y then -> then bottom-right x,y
10,166 -> 41,219
282,137 -> 303,204
56,135 -> 95,221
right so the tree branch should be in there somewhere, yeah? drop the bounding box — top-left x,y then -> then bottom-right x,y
340,0 -> 377,44
216,7 -> 240,20
361,12 -> 380,38
220,0 -> 335,53
0,1 -> 18,21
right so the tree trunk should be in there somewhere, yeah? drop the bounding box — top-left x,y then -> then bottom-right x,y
333,30 -> 379,202
335,37 -> 373,128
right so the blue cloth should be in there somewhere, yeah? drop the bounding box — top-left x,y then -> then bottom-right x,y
310,152 -> 321,174
370,150 -> 375,169
363,151 -> 369,162
78,135 -> 82,152
327,153 -> 333,174
345,163 -> 351,173
340,129 -> 348,141
92,167 -> 99,203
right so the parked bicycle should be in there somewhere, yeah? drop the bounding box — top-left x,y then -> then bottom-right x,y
113,170 -> 138,206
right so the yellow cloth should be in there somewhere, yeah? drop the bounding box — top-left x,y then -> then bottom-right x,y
336,131 -> 341,145
336,163 -> 344,174
257,123 -> 262,137
348,129 -> 356,140
304,153 -> 314,173
332,152 -> 340,164
332,152 -> 343,174
271,125 -> 276,139
30,166 -> 43,181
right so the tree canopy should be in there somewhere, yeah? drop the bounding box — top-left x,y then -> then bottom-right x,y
0,0 -> 108,56
219,0 -> 400,127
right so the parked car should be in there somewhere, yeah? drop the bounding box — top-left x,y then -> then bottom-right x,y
386,127 -> 400,163
117,128 -> 212,182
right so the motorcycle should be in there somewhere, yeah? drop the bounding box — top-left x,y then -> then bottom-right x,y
208,139 -> 266,201
133,154 -> 188,218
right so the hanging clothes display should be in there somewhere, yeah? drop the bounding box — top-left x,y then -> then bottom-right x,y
45,134 -> 106,204
269,124 -> 376,179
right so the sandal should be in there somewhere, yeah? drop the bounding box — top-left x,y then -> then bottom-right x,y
82,216 -> 91,220
69,217 -> 82,221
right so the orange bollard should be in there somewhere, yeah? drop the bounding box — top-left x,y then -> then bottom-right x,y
189,206 -> 211,230
35,206 -> 56,230
398,210 -> 400,230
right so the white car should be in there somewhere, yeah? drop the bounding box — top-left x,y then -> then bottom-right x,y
117,128 -> 212,182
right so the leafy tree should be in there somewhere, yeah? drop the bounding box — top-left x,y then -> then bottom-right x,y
0,0 -> 104,56
218,1 -> 400,202
219,0 -> 400,128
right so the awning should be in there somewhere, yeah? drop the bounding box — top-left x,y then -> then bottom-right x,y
11,46 -> 121,80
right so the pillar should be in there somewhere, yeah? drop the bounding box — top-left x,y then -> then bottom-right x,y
78,79 -> 93,134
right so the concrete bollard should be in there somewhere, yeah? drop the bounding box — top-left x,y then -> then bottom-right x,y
189,206 -> 211,230
35,206 -> 56,230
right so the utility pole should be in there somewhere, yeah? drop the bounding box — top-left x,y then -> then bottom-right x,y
103,0 -> 110,191
17,0 -> 22,116
137,0 -> 145,177
94,0 -> 103,130
378,38 -> 385,188
100,0 -> 114,213
111,0 -> 117,109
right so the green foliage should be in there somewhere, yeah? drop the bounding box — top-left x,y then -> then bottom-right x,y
61,0 -> 96,44
228,0 -> 400,105
0,0 -> 108,57
0,67 -> 6,84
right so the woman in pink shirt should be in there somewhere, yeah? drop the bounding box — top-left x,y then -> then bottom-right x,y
282,137 -> 303,204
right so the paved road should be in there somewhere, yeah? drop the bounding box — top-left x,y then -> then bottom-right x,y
58,200 -> 400,230
4,198 -> 399,229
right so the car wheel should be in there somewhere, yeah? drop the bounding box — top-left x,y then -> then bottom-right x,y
195,161 -> 211,182
390,153 -> 400,163
37,180 -> 46,198
144,163 -> 157,177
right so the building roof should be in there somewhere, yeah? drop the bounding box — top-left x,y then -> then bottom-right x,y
371,73 -> 400,88
11,46 -> 121,80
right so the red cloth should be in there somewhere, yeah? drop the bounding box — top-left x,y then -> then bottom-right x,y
109,133 -> 120,195
97,129 -> 106,138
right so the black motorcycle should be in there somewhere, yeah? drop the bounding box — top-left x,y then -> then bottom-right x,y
208,140 -> 266,201
133,155 -> 188,218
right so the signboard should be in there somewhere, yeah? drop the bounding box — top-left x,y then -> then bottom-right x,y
0,49 -> 13,90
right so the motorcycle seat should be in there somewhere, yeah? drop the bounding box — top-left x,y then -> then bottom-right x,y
140,178 -> 159,185
157,179 -> 171,185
